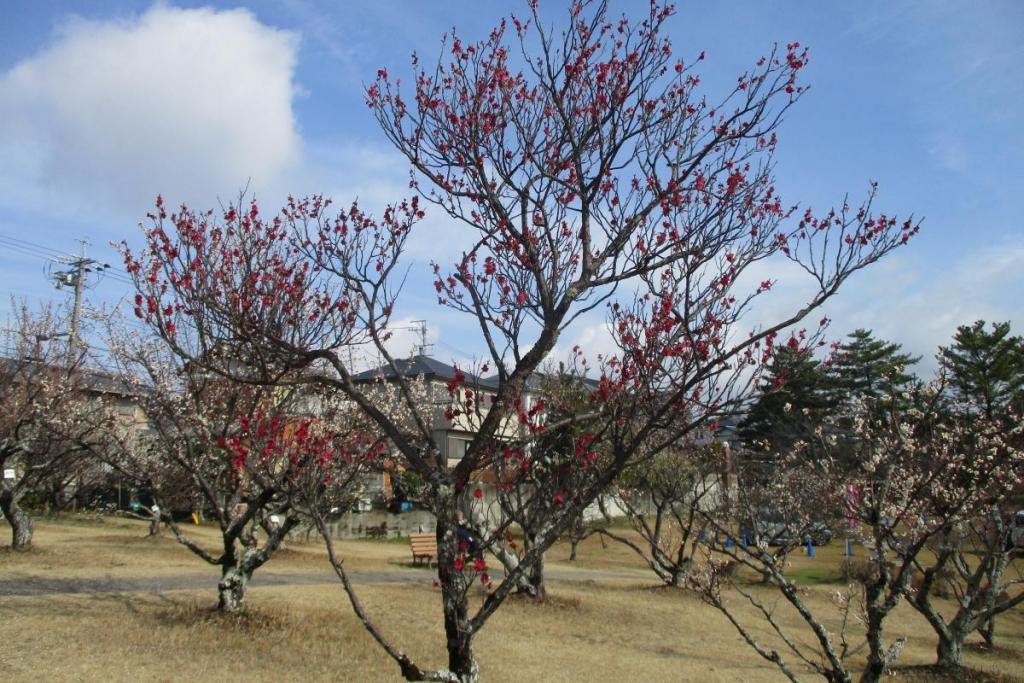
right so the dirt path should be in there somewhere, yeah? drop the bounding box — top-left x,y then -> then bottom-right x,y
0,567 -> 649,597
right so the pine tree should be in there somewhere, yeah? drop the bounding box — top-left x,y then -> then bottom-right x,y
740,346 -> 835,456
938,320 -> 1024,421
827,329 -> 920,409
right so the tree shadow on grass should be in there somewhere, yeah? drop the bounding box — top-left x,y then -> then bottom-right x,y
965,642 -> 1024,662
892,665 -> 1023,682
153,599 -> 293,633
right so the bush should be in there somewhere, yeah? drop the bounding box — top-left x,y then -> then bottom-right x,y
839,557 -> 877,583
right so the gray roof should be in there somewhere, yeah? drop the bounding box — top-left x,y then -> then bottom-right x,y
351,355 -> 602,395
0,356 -> 150,398
81,369 -> 151,398
483,371 -> 602,392
352,355 -> 499,389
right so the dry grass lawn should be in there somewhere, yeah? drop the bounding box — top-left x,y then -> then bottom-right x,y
1,517 -> 1022,682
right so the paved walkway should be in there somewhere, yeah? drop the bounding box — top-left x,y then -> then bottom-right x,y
0,567 -> 649,597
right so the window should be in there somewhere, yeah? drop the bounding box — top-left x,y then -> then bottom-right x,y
448,436 -> 471,462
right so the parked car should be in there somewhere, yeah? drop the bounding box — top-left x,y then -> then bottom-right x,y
1009,510 -> 1024,550
740,508 -> 833,547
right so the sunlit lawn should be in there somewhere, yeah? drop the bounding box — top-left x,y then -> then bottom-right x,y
1,517 -> 1022,682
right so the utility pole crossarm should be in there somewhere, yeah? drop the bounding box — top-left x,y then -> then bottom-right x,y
48,239 -> 109,367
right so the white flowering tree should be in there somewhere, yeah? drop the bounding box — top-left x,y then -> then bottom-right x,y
904,508 -> 1024,668
0,305 -> 111,549
600,441 -> 724,587
693,385 -> 1024,683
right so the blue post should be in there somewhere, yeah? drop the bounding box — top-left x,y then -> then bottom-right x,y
742,535 -> 749,548
806,539 -> 815,558
846,538 -> 853,557
725,534 -> 734,549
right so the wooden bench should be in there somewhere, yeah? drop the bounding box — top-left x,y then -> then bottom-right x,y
366,522 -> 388,539
409,532 -> 438,567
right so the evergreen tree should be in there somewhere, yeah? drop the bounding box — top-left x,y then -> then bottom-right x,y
938,320 -> 1024,421
740,346 -> 835,456
827,329 -> 920,409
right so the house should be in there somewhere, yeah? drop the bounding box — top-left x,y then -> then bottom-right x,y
352,355 -> 504,469
338,354 -> 737,533
345,356 -> 609,524
0,357 -> 152,511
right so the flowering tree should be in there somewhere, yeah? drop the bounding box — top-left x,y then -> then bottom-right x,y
902,323 -> 1024,667
123,2 -> 918,678
0,305 -> 111,549
472,364 -> 606,599
694,447 -> 862,683
694,386 -> 1024,683
103,324 -> 380,612
599,441 -> 723,587
905,508 -> 1024,668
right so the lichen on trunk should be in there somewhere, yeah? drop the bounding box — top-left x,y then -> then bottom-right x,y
1,489 -> 33,550
217,565 -> 251,613
935,632 -> 965,670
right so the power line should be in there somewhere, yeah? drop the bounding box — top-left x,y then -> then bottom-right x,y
0,232 -> 132,277
0,234 -> 134,287
0,234 -> 78,259
0,239 -> 64,263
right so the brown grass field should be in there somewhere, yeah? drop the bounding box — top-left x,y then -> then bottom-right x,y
1,517 -> 1022,682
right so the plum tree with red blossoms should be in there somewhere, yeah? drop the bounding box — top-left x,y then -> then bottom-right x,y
123,2 -> 919,679
103,321 -> 383,612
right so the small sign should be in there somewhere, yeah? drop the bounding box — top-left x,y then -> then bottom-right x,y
3,469 -> 15,480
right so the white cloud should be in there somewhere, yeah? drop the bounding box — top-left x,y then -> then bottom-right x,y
0,4 -> 301,218
735,241 -> 1024,376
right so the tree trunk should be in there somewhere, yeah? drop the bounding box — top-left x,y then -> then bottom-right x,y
444,623 -> 479,683
0,489 -> 33,550
935,631 -> 965,669
861,607 -> 889,683
526,552 -> 547,599
668,566 -> 687,588
979,616 -> 995,650
486,530 -> 545,598
568,537 -> 579,561
47,483 -> 63,517
436,513 -> 479,682
261,517 -> 285,549
217,565 -> 250,613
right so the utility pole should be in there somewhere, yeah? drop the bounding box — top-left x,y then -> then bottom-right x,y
50,239 -> 109,366
67,240 -> 87,366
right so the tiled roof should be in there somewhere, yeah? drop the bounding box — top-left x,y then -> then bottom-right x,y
352,355 -> 499,389
352,356 -> 603,394
484,371 -> 601,392
0,356 -> 150,398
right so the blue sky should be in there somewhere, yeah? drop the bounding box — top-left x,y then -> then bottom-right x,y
1,1 -> 1021,374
